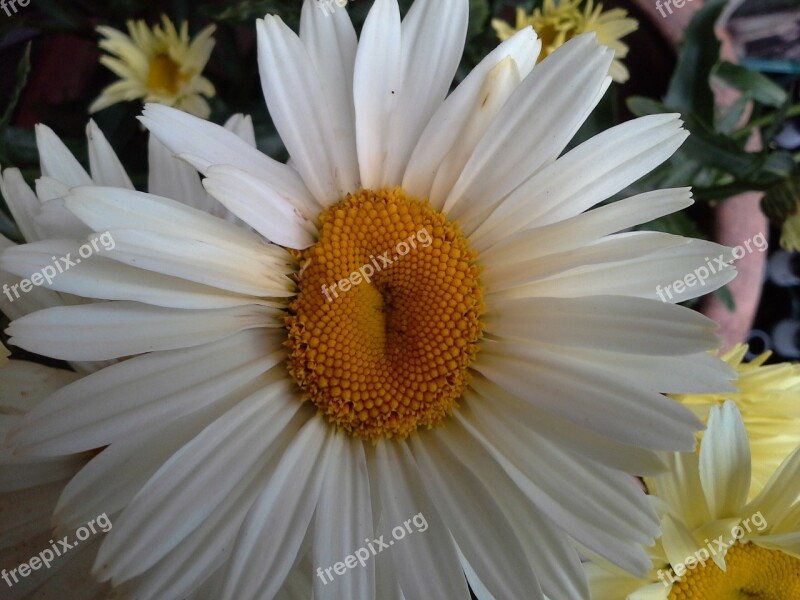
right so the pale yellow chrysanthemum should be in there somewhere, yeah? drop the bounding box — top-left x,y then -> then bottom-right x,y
492,0 -> 637,83
672,343 -> 800,499
587,401 -> 800,599
90,15 -> 216,118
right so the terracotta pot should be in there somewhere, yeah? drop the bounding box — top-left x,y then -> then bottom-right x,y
628,0 -> 768,351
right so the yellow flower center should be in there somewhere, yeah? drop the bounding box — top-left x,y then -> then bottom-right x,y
668,542 -> 800,599
147,53 -> 182,95
529,0 -> 584,59
286,188 -> 484,441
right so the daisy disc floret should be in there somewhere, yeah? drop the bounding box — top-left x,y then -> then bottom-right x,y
287,187 -> 483,440
90,15 -> 216,118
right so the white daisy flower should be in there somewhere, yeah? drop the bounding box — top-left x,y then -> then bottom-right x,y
3,0 -> 738,598
586,400 -> 800,598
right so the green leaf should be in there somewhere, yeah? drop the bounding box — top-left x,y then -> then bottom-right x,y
467,0 -> 490,40
713,285 -> 736,312
716,95 -> 749,135
639,211 -> 706,240
0,209 -> 21,242
0,43 -> 31,165
214,0 -> 301,27
626,96 -> 669,117
761,171 -> 800,223
664,0 -> 727,123
692,181 -> 774,201
2,127 -> 40,167
713,62 -> 787,108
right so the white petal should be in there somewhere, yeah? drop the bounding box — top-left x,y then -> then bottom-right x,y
0,256 -> 64,321
472,114 -> 688,245
478,187 -> 694,260
221,415 -> 332,600
353,0 -> 402,189
35,124 -> 92,186
473,340 -> 704,450
482,232 -> 691,292
257,16 -> 359,203
86,120 -> 134,189
139,104 -> 319,213
382,0 -> 468,184
147,133 -> 218,215
7,301 -> 280,361
428,56 -> 521,209
467,374 -> 667,476
443,34 -> 613,221
494,239 -> 737,303
454,410 -> 654,576
93,382 -> 305,582
410,433 -> 544,599
403,27 -> 539,201
54,389 -> 258,528
203,164 -> 317,248
300,0 -> 360,192
0,239 -> 268,309
0,359 -> 80,413
223,113 -> 257,147
94,229 -> 295,297
550,346 -> 737,395
485,295 -> 720,356
462,398 -> 659,545
312,436 -> 375,600
8,330 -> 284,455
0,447 -> 87,492
33,193 -> 90,239
63,185 -> 266,252
0,167 -> 43,242
434,423 -> 588,599
374,441 -> 470,600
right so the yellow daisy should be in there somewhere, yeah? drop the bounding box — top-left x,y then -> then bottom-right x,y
587,401 -> 800,599
672,343 -> 800,499
492,0 -> 637,83
90,15 -> 216,118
